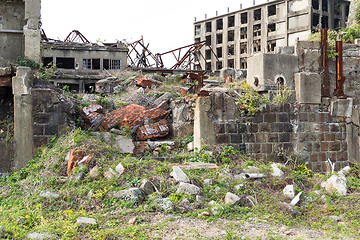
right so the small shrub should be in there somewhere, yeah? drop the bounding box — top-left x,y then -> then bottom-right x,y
238,82 -> 270,115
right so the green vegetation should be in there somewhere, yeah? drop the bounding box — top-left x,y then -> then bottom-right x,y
237,82 -> 270,115
1,128 -> 360,239
15,56 -> 40,69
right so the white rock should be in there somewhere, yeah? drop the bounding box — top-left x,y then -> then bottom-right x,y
115,162 -> 125,174
203,179 -> 213,187
171,166 -> 190,183
338,166 -> 351,178
321,175 -> 347,195
290,192 -> 302,207
176,182 -> 201,195
114,136 -> 134,154
224,192 -> 241,206
187,142 -> 194,151
77,217 -> 97,225
89,165 -> 100,178
271,163 -> 285,178
39,190 -> 60,198
283,185 -> 295,198
104,167 -> 118,180
27,232 -> 53,239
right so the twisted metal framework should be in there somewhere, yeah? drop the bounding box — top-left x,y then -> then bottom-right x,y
127,36 -> 157,68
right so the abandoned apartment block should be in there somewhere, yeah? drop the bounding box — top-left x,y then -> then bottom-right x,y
193,0 -> 350,70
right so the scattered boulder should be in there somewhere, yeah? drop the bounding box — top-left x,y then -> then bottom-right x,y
89,165 -> 100,178
283,185 -> 295,198
140,179 -> 156,195
170,166 -> 190,183
39,190 -> 60,198
176,182 -> 201,196
224,192 -> 241,206
321,175 -> 347,196
77,217 -> 97,226
171,104 -> 194,138
178,198 -> 194,212
271,163 -> 285,178
115,163 -> 126,175
110,188 -> 143,203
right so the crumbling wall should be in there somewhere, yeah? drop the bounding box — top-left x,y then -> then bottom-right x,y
195,93 -> 359,172
0,0 -> 25,67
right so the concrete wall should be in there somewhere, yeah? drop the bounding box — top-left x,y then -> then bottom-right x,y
194,92 -> 360,172
0,141 -> 13,174
0,0 -> 25,67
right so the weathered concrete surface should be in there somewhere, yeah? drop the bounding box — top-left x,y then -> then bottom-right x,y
24,0 -> 41,64
294,73 -> 321,104
194,96 -> 215,150
13,67 -> 33,170
0,141 -> 12,173
172,103 -> 194,139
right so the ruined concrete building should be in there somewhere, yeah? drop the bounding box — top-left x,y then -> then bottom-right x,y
0,0 -> 41,67
42,39 -> 128,92
193,0 -> 350,70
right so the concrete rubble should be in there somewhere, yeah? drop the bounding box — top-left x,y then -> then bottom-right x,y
77,217 -> 97,226
170,166 -> 190,183
176,182 -> 201,196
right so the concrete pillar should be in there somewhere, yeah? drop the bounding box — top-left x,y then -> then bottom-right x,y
24,0 -> 41,64
328,0 -> 335,29
12,67 -> 34,170
341,3 -> 347,28
194,96 -> 215,150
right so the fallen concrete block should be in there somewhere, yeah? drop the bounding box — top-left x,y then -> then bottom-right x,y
176,182 -> 200,195
153,92 -> 173,106
140,179 -> 156,195
271,163 -> 285,178
170,166 -> 190,183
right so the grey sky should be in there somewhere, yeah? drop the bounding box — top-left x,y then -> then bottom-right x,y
41,0 -> 267,56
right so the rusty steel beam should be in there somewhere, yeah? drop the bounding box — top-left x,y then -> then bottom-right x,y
127,36 -> 158,68
187,71 -> 205,93
320,28 -> 330,97
64,30 -> 90,43
333,41 -> 346,98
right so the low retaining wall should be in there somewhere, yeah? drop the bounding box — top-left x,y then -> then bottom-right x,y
195,92 -> 360,172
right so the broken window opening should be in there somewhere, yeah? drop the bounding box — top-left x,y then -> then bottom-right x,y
253,24 -> 261,37
195,38 -> 200,43
241,12 -> 248,24
205,62 -> 211,71
312,0 -> 319,10
228,15 -> 235,28
228,45 -> 234,56
228,30 -> 235,42
240,58 -> 247,69
240,42 -> 247,54
56,57 -> 75,69
205,49 -> 211,60
82,58 -> 100,70
216,61 -> 222,70
313,14 -> 320,28
205,22 -> 212,33
216,19 -> 223,30
335,18 -> 341,29
216,33 -> 223,44
346,5 -> 350,22
254,9 -> 261,21
228,59 -> 234,68
85,83 -> 95,94
268,40 -> 276,52
103,59 -> 121,70
57,83 -> 79,93
206,35 -> 212,45
217,47 -> 222,58
268,5 -> 276,16
253,40 -> 261,53
334,0 -> 340,15
322,15 -> 328,29
195,24 -> 201,35
322,0 -> 328,12
276,77 -> 285,86
43,57 -> 53,67
268,23 -> 276,33
240,27 -> 247,39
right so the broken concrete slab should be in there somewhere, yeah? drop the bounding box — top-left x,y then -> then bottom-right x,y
109,188 -> 143,202
77,217 -> 97,226
153,92 -> 173,106
271,163 -> 285,178
170,166 -> 190,183
176,182 -> 201,196
80,104 -> 105,128
95,78 -> 122,94
224,192 -> 241,206
140,179 -> 156,195
321,174 -> 347,196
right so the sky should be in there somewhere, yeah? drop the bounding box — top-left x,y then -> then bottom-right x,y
41,0 -> 268,67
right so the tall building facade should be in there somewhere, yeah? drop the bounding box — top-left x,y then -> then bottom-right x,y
193,0 -> 350,70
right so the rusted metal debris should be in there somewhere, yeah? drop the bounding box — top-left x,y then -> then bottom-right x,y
0,65 -> 15,87
41,28 -> 60,42
67,149 -> 92,176
127,36 -> 158,68
156,41 -> 222,70
64,30 -> 91,43
80,104 -> 105,129
187,71 -> 205,93
333,41 -> 346,98
136,119 -> 170,140
320,28 -> 330,97
136,76 -> 162,88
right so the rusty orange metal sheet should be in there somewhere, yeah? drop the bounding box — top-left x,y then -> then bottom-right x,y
136,119 -> 170,140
